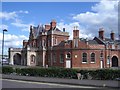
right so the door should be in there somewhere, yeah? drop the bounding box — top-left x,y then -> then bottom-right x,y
112,56 -> 118,67
66,60 -> 71,68
100,60 -> 103,69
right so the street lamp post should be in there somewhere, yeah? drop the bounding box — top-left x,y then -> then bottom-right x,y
2,29 -> 7,65
108,42 -> 111,68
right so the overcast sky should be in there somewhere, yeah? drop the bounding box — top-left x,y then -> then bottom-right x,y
0,0 -> 119,55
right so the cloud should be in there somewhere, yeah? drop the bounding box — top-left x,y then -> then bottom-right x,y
11,20 -> 34,32
72,0 -> 119,39
0,24 -> 8,30
0,11 -> 17,20
1,10 -> 32,32
57,22 -> 94,40
0,33 -> 28,54
0,10 -> 29,20
18,10 -> 29,14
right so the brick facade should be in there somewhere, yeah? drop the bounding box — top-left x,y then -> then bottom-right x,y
9,20 -> 120,69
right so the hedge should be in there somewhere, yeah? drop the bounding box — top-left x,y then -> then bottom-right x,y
2,66 -> 120,80
18,67 -> 78,79
2,66 -> 14,74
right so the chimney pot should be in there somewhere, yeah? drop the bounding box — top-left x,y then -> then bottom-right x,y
50,20 -> 56,29
110,31 -> 115,40
63,28 -> 65,32
99,28 -> 104,40
45,24 -> 50,31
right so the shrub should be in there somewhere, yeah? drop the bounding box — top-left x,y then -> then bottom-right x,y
88,69 -> 120,80
2,66 -> 14,74
15,68 -> 22,75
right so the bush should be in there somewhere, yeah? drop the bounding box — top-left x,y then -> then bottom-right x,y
2,66 -> 14,74
87,69 -> 120,80
2,66 -> 120,80
15,68 -> 22,75
15,67 -> 78,79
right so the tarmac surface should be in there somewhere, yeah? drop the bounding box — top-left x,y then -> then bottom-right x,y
1,74 -> 120,89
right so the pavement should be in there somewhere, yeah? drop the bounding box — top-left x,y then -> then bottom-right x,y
1,74 -> 120,89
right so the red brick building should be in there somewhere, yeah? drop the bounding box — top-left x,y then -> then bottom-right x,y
9,20 -> 120,69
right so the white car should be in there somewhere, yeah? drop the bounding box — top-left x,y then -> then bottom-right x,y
0,58 -> 9,65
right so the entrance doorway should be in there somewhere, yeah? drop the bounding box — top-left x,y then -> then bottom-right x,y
112,56 -> 118,67
66,60 -> 71,68
13,53 -> 21,65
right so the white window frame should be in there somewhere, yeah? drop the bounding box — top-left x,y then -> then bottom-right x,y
66,53 -> 71,59
90,53 -> 95,63
82,53 -> 87,63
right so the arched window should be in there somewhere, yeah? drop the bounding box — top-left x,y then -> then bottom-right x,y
66,53 -> 71,59
100,52 -> 103,58
31,55 -> 35,63
82,53 -> 87,63
91,53 -> 95,62
100,51 -> 103,61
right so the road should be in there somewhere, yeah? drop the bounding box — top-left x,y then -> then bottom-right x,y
0,79 -> 119,90
1,79 -> 119,90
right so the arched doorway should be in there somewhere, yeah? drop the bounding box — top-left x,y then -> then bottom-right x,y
13,53 -> 21,65
112,56 -> 118,67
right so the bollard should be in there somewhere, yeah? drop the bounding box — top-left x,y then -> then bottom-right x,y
77,73 -> 81,80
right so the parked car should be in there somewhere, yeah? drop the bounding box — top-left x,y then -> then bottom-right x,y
0,58 -> 9,65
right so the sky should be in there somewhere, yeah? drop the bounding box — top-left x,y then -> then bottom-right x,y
0,0 -> 119,55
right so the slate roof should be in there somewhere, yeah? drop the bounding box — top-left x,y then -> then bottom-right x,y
88,40 -> 99,44
80,38 -> 99,44
94,37 -> 120,45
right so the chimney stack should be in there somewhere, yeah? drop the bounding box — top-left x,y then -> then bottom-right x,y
45,24 -> 50,31
73,26 -> 79,39
50,20 -> 56,29
99,28 -> 104,40
110,31 -> 115,40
